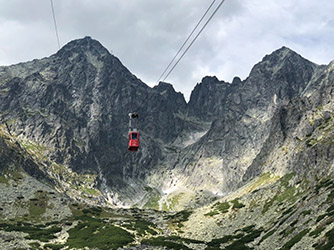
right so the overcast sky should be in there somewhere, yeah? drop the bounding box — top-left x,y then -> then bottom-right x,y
1,0 -> 334,100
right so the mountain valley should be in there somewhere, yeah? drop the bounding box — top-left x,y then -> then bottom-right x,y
0,37 -> 333,249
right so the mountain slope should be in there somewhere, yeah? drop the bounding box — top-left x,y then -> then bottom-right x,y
0,37 -> 333,209
0,37 -> 204,206
1,123 -> 333,249
147,47 -> 330,205
0,37 -> 334,249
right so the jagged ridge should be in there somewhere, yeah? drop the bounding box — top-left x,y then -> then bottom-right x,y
0,37 -> 333,209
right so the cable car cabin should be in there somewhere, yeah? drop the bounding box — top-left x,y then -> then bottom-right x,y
128,131 -> 139,151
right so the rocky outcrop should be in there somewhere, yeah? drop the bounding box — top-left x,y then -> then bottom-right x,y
243,60 -> 334,182
161,46 -> 327,196
1,37 -> 334,249
187,76 -> 230,121
0,37 -> 201,205
1,37 -> 333,209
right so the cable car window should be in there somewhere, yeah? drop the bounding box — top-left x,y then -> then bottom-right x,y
132,133 -> 138,140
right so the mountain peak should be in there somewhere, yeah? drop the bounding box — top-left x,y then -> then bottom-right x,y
154,81 -> 186,102
249,46 -> 316,81
277,45 -> 293,52
261,46 -> 311,65
56,36 -> 110,58
201,76 -> 219,84
154,81 -> 175,92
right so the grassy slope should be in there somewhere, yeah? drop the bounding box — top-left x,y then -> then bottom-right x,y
1,118 -> 334,249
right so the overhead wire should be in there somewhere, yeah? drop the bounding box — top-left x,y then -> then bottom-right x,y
156,0 -> 217,84
159,0 -> 227,83
50,0 -> 61,49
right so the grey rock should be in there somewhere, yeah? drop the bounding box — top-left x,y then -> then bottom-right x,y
1,37 -> 334,212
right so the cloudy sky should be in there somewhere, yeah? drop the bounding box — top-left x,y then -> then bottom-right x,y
1,0 -> 334,100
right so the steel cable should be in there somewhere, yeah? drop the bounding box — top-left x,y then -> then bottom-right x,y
50,0 -> 61,49
156,0 -> 217,84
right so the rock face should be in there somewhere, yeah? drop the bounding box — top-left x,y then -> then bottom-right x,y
187,76 -> 230,121
154,46 -> 333,201
0,37 -> 198,205
1,37 -> 334,249
0,37 -> 333,209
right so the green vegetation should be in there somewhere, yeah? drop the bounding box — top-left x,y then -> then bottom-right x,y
22,141 -> 47,153
65,218 -> 134,250
82,206 -> 103,215
310,215 -> 334,238
70,203 -> 125,221
143,191 -> 161,210
207,233 -> 244,247
10,171 -> 23,182
214,201 -> 230,213
167,192 -> 185,210
78,186 -> 101,196
280,227 -> 296,237
277,208 -> 296,227
327,190 -> 334,202
290,219 -> 298,227
247,173 -> 280,194
231,199 -> 245,209
123,219 -> 158,236
167,210 -> 193,228
20,139 -> 49,164
282,206 -> 295,216
204,210 -> 219,217
144,186 -> 153,192
0,222 -> 61,242
316,214 -> 327,223
142,236 -> 190,249
206,199 -> 244,216
316,178 -> 334,194
281,229 -> 310,250
0,175 -> 9,185
239,225 -> 256,233
305,138 -> 315,147
262,173 -> 299,214
29,191 -> 50,219
0,169 -> 24,184
46,162 -> 99,200
279,173 -> 296,187
167,210 -> 192,221
69,203 -> 86,217
141,235 -> 205,249
309,226 -> 326,238
206,225 -> 263,250
301,209 -> 312,216
314,227 -> 334,250
64,204 -> 169,248
259,229 -> 275,243
44,243 -> 64,249
309,187 -> 334,238
326,204 -> 334,213
28,242 -> 40,249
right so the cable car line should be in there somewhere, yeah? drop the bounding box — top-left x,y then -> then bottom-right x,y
160,0 -> 227,82
156,0 -> 217,84
50,0 -> 61,49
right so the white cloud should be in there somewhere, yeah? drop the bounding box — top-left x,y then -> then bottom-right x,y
0,0 -> 334,101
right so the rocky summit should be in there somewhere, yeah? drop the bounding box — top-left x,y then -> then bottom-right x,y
0,37 -> 333,249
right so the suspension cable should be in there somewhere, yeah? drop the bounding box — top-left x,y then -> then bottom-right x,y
156,0 -> 217,84
161,0 -> 227,82
50,0 -> 61,49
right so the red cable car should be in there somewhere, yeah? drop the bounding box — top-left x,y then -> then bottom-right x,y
128,112 -> 139,151
128,131 -> 139,151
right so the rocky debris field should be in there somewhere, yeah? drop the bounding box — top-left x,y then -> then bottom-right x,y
1,155 -> 333,249
1,37 -> 334,249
